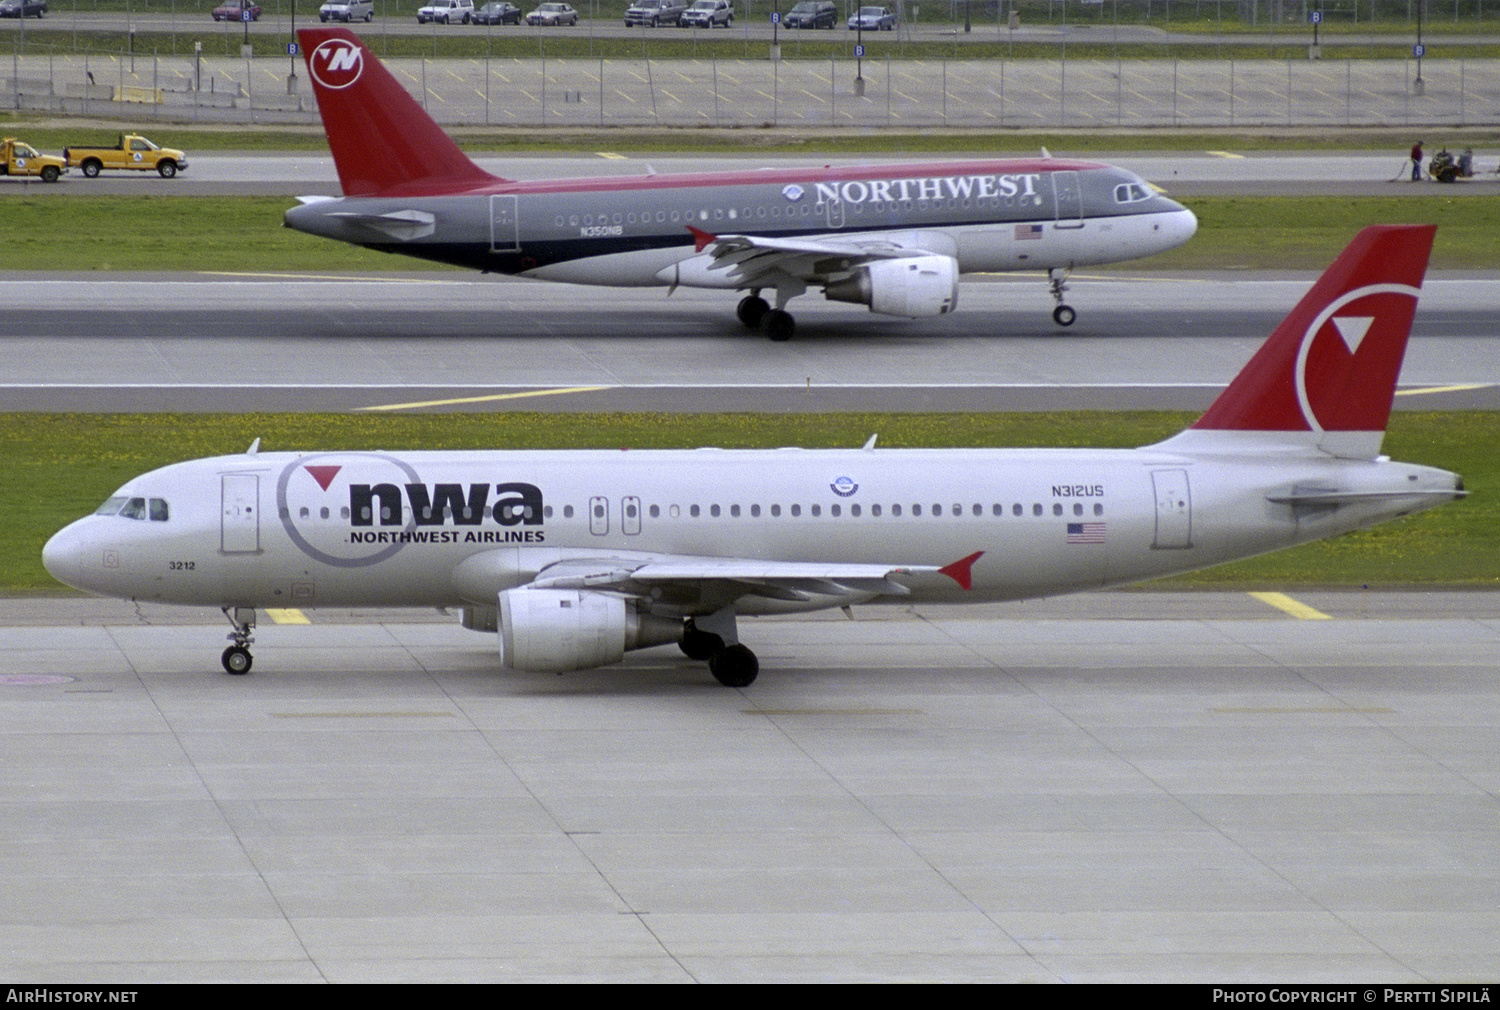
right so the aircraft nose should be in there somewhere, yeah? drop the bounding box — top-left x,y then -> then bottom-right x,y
42,523 -> 88,592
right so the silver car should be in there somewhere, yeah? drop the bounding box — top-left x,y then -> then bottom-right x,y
320,0 -> 374,21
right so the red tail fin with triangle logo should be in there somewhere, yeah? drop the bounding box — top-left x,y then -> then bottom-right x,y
1189,224 -> 1435,444
298,27 -> 501,197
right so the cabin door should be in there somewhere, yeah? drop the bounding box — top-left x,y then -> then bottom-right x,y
1151,469 -> 1192,549
221,474 -> 261,554
1052,171 -> 1084,229
490,195 -> 519,252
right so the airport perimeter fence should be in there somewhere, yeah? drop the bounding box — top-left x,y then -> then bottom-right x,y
5,50 -> 1499,127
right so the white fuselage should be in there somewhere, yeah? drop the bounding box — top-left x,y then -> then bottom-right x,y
43,445 -> 1459,616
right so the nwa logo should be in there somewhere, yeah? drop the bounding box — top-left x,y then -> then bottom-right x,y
309,38 -> 364,91
1294,282 -> 1421,434
277,453 -> 544,569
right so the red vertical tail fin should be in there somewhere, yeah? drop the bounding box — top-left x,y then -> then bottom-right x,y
298,28 -> 501,197
1160,224 -> 1435,459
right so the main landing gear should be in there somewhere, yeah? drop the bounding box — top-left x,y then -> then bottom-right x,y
1048,268 -> 1076,327
221,606 -> 256,675
737,290 -> 796,342
679,614 -> 760,687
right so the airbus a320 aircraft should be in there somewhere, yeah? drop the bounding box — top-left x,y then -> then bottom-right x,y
44,226 -> 1462,686
281,27 -> 1196,340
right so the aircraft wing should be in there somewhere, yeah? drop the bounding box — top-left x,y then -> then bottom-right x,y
529,554 -> 936,605
687,226 -> 939,286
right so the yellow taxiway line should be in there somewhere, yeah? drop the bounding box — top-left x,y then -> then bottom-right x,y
358,385 -> 613,412
1248,591 -> 1332,620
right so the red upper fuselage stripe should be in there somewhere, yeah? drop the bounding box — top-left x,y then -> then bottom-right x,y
385,159 -> 1111,199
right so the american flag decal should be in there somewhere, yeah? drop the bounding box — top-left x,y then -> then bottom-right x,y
1015,224 -> 1044,240
1066,522 -> 1106,543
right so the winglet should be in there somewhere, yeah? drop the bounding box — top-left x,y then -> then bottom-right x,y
938,551 -> 984,590
687,225 -> 717,253
1161,225 -> 1435,460
298,28 -> 502,197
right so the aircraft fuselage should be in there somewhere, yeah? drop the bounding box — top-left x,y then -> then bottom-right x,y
283,159 -> 1196,286
44,446 -> 1458,616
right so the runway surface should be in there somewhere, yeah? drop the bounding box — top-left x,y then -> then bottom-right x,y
3,271 -> 1497,412
1,591 -> 1496,982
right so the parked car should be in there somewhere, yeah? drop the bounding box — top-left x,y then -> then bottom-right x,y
319,0 -> 374,21
624,0 -> 685,26
783,0 -> 834,28
417,0 -> 473,20
212,0 -> 262,20
847,4 -> 893,29
679,0 -> 731,27
525,1 -> 577,24
473,1 -> 521,22
0,0 -> 48,18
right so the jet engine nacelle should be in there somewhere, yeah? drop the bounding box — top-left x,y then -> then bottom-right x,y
824,255 -> 959,318
498,587 -> 680,673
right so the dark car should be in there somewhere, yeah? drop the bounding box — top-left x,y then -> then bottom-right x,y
211,0 -> 262,19
624,0 -> 685,26
847,5 -> 894,29
783,0 -> 835,28
474,0 -> 520,22
0,0 -> 48,17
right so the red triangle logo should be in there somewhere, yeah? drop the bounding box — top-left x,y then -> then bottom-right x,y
305,465 -> 342,491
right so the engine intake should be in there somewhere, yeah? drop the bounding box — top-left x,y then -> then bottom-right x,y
824,255 -> 959,318
498,588 -> 680,672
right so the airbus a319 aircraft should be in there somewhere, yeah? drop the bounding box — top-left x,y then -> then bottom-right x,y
281,27 -> 1197,340
45,226 -> 1462,686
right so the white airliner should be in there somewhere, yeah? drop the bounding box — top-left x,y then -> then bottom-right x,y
281,27 -> 1197,340
44,226 -> 1463,686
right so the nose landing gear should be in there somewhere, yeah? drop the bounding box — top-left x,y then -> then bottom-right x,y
1048,268 -> 1076,327
221,606 -> 256,675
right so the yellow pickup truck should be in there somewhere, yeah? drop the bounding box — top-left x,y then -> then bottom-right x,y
1,137 -> 67,183
64,133 -> 188,178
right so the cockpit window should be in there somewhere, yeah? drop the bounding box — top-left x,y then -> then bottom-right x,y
1114,183 -> 1150,204
94,496 -> 169,521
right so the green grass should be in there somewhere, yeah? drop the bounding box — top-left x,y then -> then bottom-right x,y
2,195 -> 1497,272
9,411 -> 1491,593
